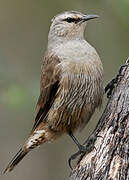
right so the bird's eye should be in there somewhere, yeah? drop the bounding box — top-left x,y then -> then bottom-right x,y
65,17 -> 76,23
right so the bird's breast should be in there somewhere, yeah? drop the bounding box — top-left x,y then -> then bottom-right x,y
47,40 -> 103,132
52,40 -> 99,63
47,59 -> 103,132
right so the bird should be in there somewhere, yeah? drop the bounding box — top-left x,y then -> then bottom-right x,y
4,10 -> 104,173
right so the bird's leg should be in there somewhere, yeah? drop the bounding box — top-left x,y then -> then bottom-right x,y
69,131 -> 84,150
68,132 -> 100,169
105,64 -> 127,98
68,131 -> 92,169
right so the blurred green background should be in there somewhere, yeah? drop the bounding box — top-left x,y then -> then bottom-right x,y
0,0 -> 129,180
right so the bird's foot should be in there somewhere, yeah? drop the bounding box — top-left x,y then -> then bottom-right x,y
68,144 -> 90,169
68,134 -> 103,169
68,144 -> 96,170
105,64 -> 127,98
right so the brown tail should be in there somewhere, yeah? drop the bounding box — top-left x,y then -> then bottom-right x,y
3,148 -> 28,173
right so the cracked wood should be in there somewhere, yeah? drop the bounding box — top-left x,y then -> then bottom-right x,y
69,58 -> 129,180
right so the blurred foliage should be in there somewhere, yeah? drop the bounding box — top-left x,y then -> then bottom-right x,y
1,82 -> 38,110
110,0 -> 129,29
2,85 -> 26,108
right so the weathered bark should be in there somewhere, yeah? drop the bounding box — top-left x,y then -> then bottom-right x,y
69,58 -> 129,180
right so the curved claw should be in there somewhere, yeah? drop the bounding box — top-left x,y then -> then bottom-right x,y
68,150 -> 82,170
97,135 -> 103,139
68,143 -> 98,169
105,64 -> 127,98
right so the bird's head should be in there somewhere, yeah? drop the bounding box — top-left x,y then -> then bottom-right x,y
48,11 -> 99,42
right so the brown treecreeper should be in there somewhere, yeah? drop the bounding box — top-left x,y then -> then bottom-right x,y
4,11 -> 104,173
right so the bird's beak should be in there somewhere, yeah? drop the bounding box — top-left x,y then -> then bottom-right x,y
81,14 -> 99,22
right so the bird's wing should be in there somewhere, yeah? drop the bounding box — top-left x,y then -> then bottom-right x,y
31,54 -> 60,132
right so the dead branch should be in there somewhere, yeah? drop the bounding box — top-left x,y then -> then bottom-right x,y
69,58 -> 129,180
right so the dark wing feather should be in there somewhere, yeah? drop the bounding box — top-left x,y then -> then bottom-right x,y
31,54 -> 60,132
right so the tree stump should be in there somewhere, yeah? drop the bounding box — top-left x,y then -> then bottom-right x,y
69,58 -> 129,180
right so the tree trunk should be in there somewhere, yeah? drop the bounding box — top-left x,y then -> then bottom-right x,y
69,58 -> 129,180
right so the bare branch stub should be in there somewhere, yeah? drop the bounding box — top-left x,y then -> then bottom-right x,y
69,58 -> 129,180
